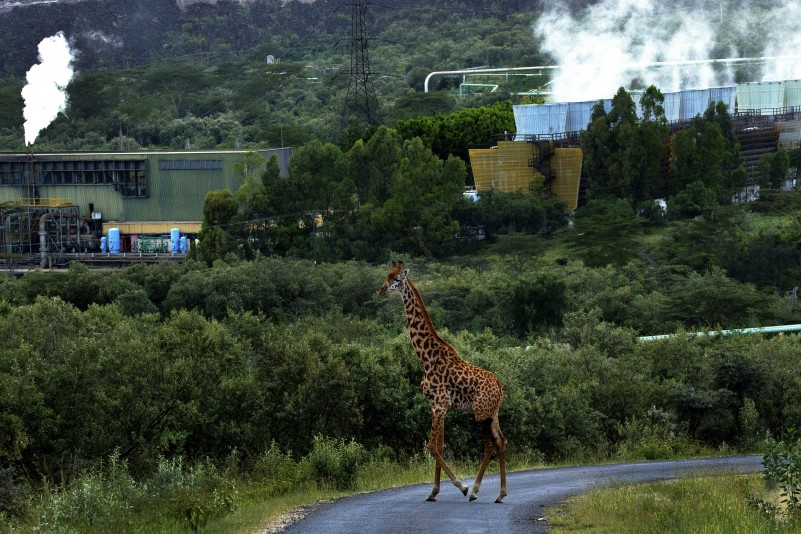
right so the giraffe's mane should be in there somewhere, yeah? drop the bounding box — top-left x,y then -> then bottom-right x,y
406,277 -> 447,345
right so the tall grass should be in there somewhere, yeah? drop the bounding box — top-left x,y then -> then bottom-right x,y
5,438 -> 518,533
547,474 -> 801,534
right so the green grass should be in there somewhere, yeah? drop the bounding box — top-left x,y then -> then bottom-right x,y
546,473 -> 801,534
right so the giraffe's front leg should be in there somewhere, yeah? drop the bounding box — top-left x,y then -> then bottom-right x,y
427,410 -> 468,500
427,463 -> 441,501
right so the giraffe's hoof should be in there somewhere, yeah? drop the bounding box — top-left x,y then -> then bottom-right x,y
469,493 -> 478,502
426,495 -> 437,502
459,485 -> 468,496
495,494 -> 506,504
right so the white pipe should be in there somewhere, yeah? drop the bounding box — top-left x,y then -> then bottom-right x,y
425,66 -> 559,93
638,323 -> 801,342
424,55 -> 801,93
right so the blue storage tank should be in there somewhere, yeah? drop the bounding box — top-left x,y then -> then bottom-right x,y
100,236 -> 107,253
180,236 -> 188,253
109,228 -> 121,253
171,228 -> 180,253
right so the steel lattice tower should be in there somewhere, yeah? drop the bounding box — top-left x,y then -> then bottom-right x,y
342,0 -> 381,128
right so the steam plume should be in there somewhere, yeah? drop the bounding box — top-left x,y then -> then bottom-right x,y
534,0 -> 801,103
22,31 -> 75,145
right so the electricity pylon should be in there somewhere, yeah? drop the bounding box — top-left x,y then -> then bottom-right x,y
342,0 -> 381,128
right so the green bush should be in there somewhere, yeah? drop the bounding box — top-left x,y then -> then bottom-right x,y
763,429 -> 801,518
306,436 -> 365,490
29,452 -> 143,533
0,467 -> 26,519
250,441 -> 311,495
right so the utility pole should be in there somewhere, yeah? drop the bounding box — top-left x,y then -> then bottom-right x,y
342,0 -> 381,129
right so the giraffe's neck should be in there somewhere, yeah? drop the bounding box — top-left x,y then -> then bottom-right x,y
400,279 -> 446,363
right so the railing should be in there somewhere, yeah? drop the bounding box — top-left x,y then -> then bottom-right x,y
14,198 -> 73,207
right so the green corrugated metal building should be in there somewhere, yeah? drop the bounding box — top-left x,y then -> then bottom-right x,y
0,147 -> 292,235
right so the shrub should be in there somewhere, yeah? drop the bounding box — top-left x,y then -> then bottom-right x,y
251,441 -> 311,495
145,456 -> 238,532
0,467 -> 26,519
305,435 -> 365,490
763,429 -> 801,517
30,451 -> 143,532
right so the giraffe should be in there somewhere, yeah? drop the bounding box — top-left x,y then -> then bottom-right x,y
377,260 -> 507,503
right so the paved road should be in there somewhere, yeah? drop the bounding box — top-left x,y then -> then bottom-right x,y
276,455 -> 764,534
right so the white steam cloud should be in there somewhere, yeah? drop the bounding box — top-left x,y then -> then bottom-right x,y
22,31 -> 75,145
535,0 -> 801,103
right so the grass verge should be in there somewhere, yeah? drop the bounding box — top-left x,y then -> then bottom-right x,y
546,473 -> 801,534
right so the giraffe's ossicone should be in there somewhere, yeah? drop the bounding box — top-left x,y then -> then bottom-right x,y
378,260 -> 508,503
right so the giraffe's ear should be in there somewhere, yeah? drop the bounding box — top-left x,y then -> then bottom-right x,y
401,268 -> 409,278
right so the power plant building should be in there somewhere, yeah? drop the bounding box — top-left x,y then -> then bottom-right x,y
469,79 -> 801,210
0,147 -> 292,263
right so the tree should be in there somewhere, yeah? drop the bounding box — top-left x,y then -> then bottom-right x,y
348,126 -> 401,206
286,140 -> 352,213
380,138 -> 466,257
758,149 -> 790,189
504,273 -> 567,337
142,65 -> 214,117
565,198 -> 643,267
668,180 -> 718,219
670,102 -> 746,201
194,190 -> 239,265
581,103 -> 614,198
582,86 -> 668,203
0,81 -> 23,130
395,101 -> 515,163
670,119 -> 726,196
234,150 -> 266,180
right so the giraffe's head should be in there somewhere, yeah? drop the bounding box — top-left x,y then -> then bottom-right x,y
377,260 -> 409,297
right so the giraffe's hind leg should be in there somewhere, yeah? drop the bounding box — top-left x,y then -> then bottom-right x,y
470,418 -> 496,501
492,418 -> 508,503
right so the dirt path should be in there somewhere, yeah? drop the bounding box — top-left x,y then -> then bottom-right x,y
272,455 -> 763,533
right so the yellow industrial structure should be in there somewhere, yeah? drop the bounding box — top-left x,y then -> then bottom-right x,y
469,141 -> 582,210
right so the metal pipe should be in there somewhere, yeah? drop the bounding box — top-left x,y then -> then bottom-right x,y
424,55 -> 801,93
39,212 -> 54,269
638,323 -> 801,342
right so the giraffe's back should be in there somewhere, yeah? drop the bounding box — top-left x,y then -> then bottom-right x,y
444,360 -> 504,420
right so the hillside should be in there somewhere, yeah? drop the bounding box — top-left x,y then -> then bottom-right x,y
0,0 -> 540,78
0,0 -> 545,149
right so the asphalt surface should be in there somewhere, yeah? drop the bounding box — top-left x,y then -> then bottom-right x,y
276,455 -> 764,534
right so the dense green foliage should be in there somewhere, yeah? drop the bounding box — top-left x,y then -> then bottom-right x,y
2,256 -> 800,473
1,228 -> 800,527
